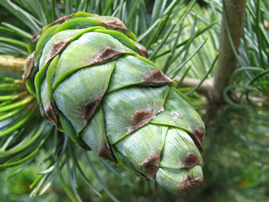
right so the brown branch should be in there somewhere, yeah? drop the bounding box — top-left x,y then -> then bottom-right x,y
212,0 -> 247,104
176,0 -> 247,112
175,76 -> 213,99
0,55 -> 26,72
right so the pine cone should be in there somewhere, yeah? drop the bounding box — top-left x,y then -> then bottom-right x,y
23,12 -> 205,195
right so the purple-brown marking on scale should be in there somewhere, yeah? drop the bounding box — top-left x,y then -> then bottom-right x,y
84,95 -> 104,123
80,144 -> 92,151
179,175 -> 203,196
130,110 -> 155,133
92,48 -> 123,64
25,54 -> 35,79
142,152 -> 161,178
44,103 -> 58,125
50,14 -> 74,26
180,153 -> 201,168
50,40 -> 71,59
100,19 -> 127,30
192,126 -> 205,149
29,30 -> 42,44
136,47 -> 148,58
98,143 -> 116,163
143,69 -> 173,84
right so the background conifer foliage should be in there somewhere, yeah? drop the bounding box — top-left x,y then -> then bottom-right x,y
0,0 -> 268,201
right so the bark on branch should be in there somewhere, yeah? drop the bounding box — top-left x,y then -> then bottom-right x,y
212,0 -> 247,104
175,76 -> 214,99
0,55 -> 26,72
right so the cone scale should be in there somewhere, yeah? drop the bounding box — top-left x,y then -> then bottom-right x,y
23,12 -> 205,195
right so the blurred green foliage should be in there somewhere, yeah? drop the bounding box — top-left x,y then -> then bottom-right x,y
0,0 -> 268,202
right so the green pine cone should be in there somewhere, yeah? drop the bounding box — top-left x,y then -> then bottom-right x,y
23,12 -> 205,196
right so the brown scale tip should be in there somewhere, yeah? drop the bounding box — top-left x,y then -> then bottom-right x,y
80,144 -> 92,151
100,19 -> 127,30
137,48 -> 148,58
50,40 -> 70,59
181,154 -> 201,169
22,75 -> 27,91
25,54 -> 35,79
179,175 -> 203,196
84,95 -> 103,123
29,14 -> 73,44
140,175 -> 151,181
44,104 -> 58,126
92,48 -> 122,64
50,14 -> 74,26
98,144 -> 116,163
130,110 -> 154,133
29,30 -> 41,44
22,75 -> 30,93
142,69 -> 173,84
142,152 -> 161,179
192,127 -> 205,150
40,106 -> 48,120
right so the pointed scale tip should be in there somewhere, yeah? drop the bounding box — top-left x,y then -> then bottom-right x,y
156,166 -> 203,196
142,152 -> 161,179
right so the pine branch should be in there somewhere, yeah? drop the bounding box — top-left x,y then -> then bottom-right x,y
0,55 -> 25,72
175,76 -> 213,99
212,0 -> 247,104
